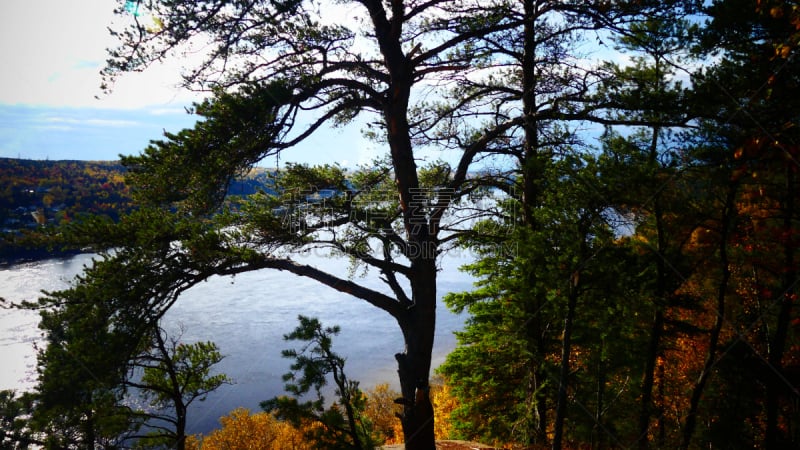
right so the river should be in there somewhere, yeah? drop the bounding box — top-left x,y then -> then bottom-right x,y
0,250 -> 475,434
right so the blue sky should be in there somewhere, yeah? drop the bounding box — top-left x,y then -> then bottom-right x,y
0,105 -> 198,161
0,0 -> 375,167
0,1 -> 199,160
0,1 -> 619,168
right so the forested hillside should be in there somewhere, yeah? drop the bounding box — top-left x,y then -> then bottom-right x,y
0,158 -> 132,228
0,158 -> 272,260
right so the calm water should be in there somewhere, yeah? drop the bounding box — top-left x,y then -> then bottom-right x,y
0,251 -> 474,434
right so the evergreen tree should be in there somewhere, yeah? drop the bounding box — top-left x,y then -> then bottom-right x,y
262,316 -> 380,450
24,1 -> 800,448
128,328 -> 231,450
22,219 -> 232,449
440,153 -> 641,447
49,1 -> 658,447
435,1 -> 723,448
0,390 -> 43,449
99,2 -> 537,445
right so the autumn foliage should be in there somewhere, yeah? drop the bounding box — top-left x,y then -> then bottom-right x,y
186,379 -> 460,449
185,408 -> 308,450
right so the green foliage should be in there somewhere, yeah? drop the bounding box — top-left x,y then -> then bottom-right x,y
0,390 -> 40,449
0,158 -> 284,262
30,262 -> 147,448
122,82 -> 292,214
439,1 -> 800,447
440,151 -> 658,447
16,0 -> 800,448
23,211 -> 236,448
139,340 -> 229,408
261,316 -> 380,450
132,329 -> 231,450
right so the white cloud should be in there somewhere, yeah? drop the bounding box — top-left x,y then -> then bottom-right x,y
0,0 -> 201,109
41,116 -> 141,128
35,124 -> 74,132
85,118 -> 140,127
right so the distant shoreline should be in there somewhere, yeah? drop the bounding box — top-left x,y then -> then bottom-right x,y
0,248 -> 85,268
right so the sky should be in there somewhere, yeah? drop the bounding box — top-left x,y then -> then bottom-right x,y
0,0 -> 374,166
0,1 -> 628,168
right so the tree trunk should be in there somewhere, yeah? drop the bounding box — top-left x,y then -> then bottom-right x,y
765,167 -> 797,449
638,310 -> 663,450
520,0 -> 549,443
396,255 -> 437,450
594,338 -> 607,450
524,295 -> 549,445
84,408 -> 96,450
638,124 -> 666,450
681,182 -> 736,449
176,405 -> 187,450
335,365 -> 365,449
553,272 -> 580,450
656,361 -> 666,447
365,0 -> 438,443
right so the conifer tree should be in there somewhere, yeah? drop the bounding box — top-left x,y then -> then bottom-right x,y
262,316 -> 379,450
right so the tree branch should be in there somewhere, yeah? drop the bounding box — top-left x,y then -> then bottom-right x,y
216,256 -> 405,319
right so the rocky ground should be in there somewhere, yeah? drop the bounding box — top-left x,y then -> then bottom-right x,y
380,441 -> 497,449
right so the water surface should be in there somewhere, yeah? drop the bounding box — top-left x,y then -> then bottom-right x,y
0,251 -> 474,434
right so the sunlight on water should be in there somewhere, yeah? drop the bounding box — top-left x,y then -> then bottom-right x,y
0,254 -> 97,389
